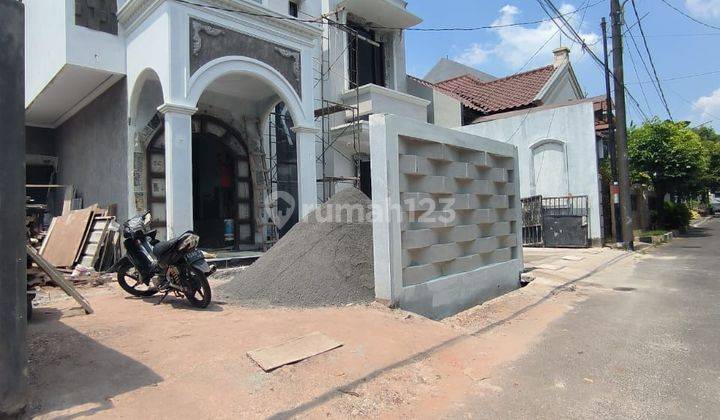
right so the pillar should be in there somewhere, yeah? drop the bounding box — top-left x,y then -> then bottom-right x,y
0,0 -> 28,416
158,103 -> 196,239
292,126 -> 319,217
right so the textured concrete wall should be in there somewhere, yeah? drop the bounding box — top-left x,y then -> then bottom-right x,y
370,114 -> 523,320
0,0 -> 28,415
56,79 -> 128,220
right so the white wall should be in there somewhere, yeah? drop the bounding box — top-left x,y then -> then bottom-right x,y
24,0 -> 68,106
406,77 -> 462,128
458,101 -> 603,241
542,69 -> 582,105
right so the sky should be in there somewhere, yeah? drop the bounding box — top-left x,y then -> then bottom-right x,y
404,0 -> 720,130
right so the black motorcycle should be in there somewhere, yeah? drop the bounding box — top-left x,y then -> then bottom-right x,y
111,212 -> 215,308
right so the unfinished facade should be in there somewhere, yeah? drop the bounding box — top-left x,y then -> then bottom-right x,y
24,0 -> 429,250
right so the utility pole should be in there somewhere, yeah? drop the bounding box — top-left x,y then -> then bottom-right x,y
601,17 -> 622,245
610,0 -> 634,250
0,0 -> 28,416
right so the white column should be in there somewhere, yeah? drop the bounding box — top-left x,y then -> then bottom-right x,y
158,103 -> 196,239
292,126 -> 319,217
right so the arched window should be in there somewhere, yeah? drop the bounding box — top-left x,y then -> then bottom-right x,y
530,140 -> 568,197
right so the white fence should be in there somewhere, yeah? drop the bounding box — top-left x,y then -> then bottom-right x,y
370,114 -> 524,319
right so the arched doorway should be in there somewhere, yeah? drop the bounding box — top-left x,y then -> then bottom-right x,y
146,115 -> 254,249
192,115 -> 253,248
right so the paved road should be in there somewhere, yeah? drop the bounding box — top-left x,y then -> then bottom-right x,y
462,218 -> 720,419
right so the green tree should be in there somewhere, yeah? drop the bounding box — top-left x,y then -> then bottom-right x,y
628,119 -> 708,205
695,126 -> 720,194
693,125 -> 720,143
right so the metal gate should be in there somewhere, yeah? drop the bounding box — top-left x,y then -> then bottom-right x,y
521,195 -> 543,246
521,195 -> 590,248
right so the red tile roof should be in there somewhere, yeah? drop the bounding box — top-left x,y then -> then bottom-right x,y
430,65 -> 557,115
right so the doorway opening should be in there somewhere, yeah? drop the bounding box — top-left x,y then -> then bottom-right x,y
146,115 -> 254,249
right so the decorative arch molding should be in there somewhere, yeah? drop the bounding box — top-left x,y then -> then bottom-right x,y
186,55 -> 309,126
528,138 -> 570,197
529,138 -> 566,151
128,67 -> 167,214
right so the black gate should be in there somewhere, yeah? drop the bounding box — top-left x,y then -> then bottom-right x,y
521,195 -> 543,246
521,195 -> 590,248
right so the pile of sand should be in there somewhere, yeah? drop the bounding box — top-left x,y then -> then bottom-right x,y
216,188 -> 375,307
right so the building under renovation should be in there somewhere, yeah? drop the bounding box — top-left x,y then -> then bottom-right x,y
23,0 -> 525,317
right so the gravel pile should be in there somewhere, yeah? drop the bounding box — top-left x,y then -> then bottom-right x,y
216,188 -> 374,307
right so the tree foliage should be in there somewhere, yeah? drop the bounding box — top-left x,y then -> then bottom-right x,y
628,119 -> 708,200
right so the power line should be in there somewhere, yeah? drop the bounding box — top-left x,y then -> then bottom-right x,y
659,0 -> 720,31
514,27 -> 562,74
176,0 -> 606,33
534,0 -> 650,121
389,0 -> 607,31
627,69 -> 720,84
624,21 -> 664,113
629,0 -> 673,119
625,37 -> 654,117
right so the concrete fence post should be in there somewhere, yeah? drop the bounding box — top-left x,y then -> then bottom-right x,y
0,0 -> 28,416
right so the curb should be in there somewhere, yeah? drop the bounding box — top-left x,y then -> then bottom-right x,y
691,216 -> 713,228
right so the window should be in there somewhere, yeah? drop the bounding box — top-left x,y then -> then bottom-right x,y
289,1 -> 299,17
348,20 -> 385,88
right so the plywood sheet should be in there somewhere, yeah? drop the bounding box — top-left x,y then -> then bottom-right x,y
40,207 -> 95,267
247,332 -> 343,372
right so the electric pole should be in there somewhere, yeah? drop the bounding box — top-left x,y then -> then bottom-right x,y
601,17 -> 622,245
610,0 -> 634,250
0,0 -> 28,416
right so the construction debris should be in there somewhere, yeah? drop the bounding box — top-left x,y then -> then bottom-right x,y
217,188 -> 374,307
27,245 -> 93,314
247,331 -> 343,371
39,204 -> 120,272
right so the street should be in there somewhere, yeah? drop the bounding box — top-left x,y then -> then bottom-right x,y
24,221 -> 720,418
460,218 -> 720,419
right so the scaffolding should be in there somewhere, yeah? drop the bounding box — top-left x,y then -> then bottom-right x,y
313,16 -> 368,202
258,14 -> 372,248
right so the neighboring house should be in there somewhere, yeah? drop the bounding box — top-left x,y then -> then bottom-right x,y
423,57 -> 497,84
412,48 -> 610,244
23,0 -> 429,249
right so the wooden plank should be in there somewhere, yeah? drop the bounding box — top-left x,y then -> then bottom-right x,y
38,217 -> 57,255
27,245 -> 94,315
247,332 -> 343,372
62,186 -> 75,216
41,207 -> 96,267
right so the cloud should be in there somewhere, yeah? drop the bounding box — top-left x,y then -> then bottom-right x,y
685,0 -> 720,20
453,3 -> 600,71
454,43 -> 491,66
693,87 -> 720,121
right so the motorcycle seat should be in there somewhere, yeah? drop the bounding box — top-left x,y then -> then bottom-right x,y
152,236 -> 185,259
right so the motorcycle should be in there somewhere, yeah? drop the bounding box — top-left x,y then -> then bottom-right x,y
111,212 -> 216,308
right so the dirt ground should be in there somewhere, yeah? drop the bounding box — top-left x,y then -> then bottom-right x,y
25,247 -> 630,419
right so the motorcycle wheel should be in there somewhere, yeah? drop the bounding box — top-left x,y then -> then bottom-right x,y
185,269 -> 212,309
117,262 -> 158,297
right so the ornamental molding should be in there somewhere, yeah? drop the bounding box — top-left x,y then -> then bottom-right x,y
119,0 -> 322,41
192,20 -> 225,56
157,103 -> 198,115
273,46 -> 300,80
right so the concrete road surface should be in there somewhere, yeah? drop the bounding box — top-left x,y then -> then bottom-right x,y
460,218 -> 720,419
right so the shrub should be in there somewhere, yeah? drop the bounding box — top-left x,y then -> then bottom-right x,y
652,201 -> 691,230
